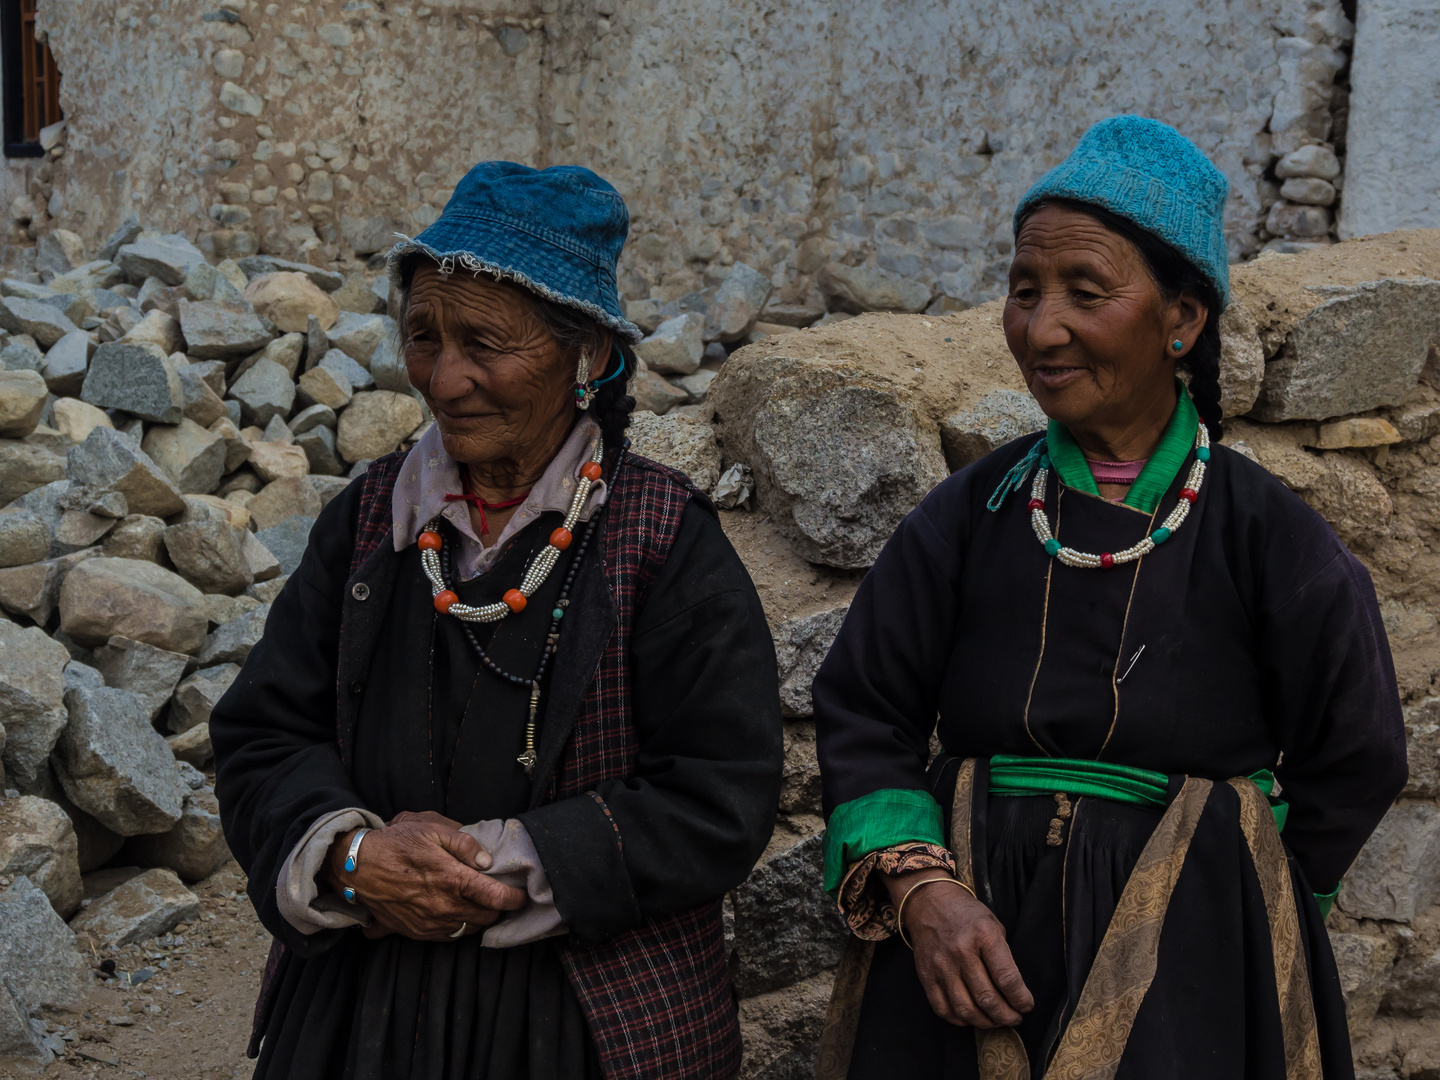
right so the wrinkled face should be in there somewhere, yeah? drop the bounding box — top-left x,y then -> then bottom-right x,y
1003,204 -> 1193,436
401,266 -> 578,468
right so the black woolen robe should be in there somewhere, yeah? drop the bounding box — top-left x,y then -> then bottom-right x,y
213,476 -> 781,1080
814,435 -> 1407,1079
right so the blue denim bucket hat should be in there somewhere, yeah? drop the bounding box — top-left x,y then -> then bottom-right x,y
387,161 -> 642,343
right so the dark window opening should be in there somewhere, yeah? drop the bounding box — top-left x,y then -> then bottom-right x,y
2,0 -> 61,158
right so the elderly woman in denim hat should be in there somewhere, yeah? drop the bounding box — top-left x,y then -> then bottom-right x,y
211,163 -> 782,1080
812,117 -> 1405,1079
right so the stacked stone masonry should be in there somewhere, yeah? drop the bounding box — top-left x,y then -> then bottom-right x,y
5,0 -> 1433,325
0,194 -> 1437,1074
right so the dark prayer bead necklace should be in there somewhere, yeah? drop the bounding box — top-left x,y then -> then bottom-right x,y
433,503 -> 602,778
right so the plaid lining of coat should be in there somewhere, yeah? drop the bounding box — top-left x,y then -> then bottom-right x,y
249,446 -> 741,1080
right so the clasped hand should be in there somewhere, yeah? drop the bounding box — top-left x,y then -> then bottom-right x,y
323,810 -> 526,942
887,869 -> 1035,1029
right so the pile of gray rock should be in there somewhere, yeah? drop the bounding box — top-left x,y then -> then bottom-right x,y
0,218 -> 418,1065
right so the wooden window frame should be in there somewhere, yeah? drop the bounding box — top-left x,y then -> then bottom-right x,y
2,0 -> 61,158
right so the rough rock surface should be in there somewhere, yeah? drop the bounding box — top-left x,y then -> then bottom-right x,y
730,834 -> 848,997
124,788 -> 231,882
59,557 -> 208,654
0,795 -> 82,917
0,369 -> 47,438
773,605 -> 849,718
167,664 -> 241,734
80,342 -> 185,424
227,358 -> 296,427
53,686 -> 185,836
194,604 -> 270,667
625,411 -> 722,492
0,875 -> 91,1010
91,635 -> 190,722
637,313 -> 705,375
1340,803 -> 1440,922
1252,279 -> 1440,421
0,440 -> 66,503
336,391 -> 423,462
68,867 -> 200,947
0,508 -> 51,568
67,425 -> 185,517
244,271 -> 339,333
140,417 -> 226,495
0,622 -> 70,787
706,263 -> 773,343
163,518 -> 254,595
939,388 -> 1048,471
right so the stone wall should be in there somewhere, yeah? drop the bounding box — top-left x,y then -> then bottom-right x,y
2,0 -> 1380,311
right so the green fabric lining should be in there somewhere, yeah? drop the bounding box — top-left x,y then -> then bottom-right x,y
1314,884 -> 1340,921
1044,386 -> 1200,514
822,788 -> 944,894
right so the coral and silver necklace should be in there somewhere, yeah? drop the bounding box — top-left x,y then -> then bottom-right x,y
1028,423 -> 1210,569
416,442 -> 606,774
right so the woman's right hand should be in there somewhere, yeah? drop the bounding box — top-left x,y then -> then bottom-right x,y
322,818 -> 527,942
887,869 -> 1034,1028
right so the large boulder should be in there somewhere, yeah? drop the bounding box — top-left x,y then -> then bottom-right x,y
0,508 -> 51,568
1328,931 -> 1396,1040
0,876 -> 91,1009
80,341 -> 185,424
0,295 -> 80,348
248,475 -> 320,531
0,622 -> 70,787
1251,278 -> 1440,421
0,369 -> 48,438
938,389 -> 1047,472
336,390 -> 422,462
119,308 -> 184,355
625,411 -> 722,492
729,834 -> 848,997
91,635 -> 190,721
50,396 -> 112,444
141,417 -> 227,494
0,439 -> 66,503
194,603 -> 269,667
58,557 -> 208,653
818,263 -> 932,314
325,312 -> 392,366
0,973 -> 51,1065
163,518 -> 254,594
68,867 -> 199,947
244,271 -> 339,333
0,795 -> 82,917
53,685 -> 186,836
65,426 -> 185,518
237,255 -> 344,292
124,788 -> 231,881
40,330 -> 94,397
0,547 -> 100,625
636,313 -> 705,375
167,664 -> 241,733
176,298 -> 272,360
255,516 -> 315,576
228,357 -> 296,426
116,234 -> 207,286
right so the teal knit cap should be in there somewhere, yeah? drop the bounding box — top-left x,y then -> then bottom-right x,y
1013,116 -> 1231,308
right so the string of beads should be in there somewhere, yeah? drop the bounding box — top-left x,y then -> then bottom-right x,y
1029,423 -> 1210,569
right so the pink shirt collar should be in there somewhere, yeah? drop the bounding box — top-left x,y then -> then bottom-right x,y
391,416 -> 607,581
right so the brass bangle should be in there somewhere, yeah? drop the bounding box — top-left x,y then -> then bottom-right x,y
896,876 -> 977,950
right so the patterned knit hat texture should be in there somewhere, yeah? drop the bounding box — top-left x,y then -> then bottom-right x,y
1013,115 -> 1231,308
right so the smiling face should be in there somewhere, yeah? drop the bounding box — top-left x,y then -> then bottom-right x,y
1003,204 -> 1205,453
401,264 -> 606,480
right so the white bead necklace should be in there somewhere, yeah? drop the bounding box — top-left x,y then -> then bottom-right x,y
1029,424 -> 1210,569
418,441 -> 604,621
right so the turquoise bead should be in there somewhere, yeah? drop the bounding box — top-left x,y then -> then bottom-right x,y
1196,446 -> 1211,462
1043,538 -> 1061,556
1151,527 -> 1172,544
1039,455 -> 1051,470
552,608 -> 565,620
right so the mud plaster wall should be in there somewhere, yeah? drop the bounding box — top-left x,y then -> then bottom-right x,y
22,0 -> 1351,306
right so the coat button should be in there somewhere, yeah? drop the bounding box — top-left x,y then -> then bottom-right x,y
351,582 -> 370,601
350,680 -> 364,697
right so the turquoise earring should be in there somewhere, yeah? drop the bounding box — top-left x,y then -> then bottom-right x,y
1171,340 -> 1184,352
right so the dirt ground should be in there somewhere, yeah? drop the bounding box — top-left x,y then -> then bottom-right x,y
25,862 -> 267,1080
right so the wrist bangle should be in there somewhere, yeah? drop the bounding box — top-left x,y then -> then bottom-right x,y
341,828 -> 370,904
896,876 -> 977,950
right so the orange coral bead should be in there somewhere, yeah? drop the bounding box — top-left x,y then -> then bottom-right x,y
434,589 -> 459,614
549,527 -> 573,551
417,531 -> 442,551
580,462 -> 603,483
503,589 -> 527,613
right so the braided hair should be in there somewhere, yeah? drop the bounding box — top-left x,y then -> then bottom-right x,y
1018,198 -> 1225,442
393,252 -> 637,450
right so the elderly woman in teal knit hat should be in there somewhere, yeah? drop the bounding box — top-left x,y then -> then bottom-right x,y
813,116 -> 1405,1079
212,163 -> 782,1080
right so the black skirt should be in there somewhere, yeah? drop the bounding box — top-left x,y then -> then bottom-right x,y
847,767 -> 1353,1080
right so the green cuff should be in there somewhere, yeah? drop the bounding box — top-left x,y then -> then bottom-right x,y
823,789 -> 945,895
1314,884 -> 1340,921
